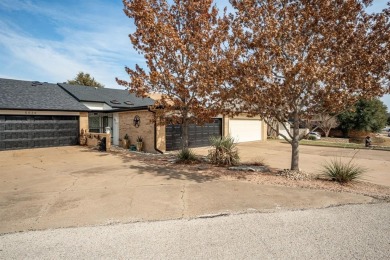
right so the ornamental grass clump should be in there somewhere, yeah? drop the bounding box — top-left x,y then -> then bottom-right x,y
321,157 -> 366,184
208,136 -> 239,166
177,148 -> 198,163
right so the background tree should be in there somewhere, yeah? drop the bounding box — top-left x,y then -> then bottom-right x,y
226,0 -> 389,170
337,99 -> 388,135
117,0 -> 228,149
67,72 -> 104,88
312,114 -> 339,138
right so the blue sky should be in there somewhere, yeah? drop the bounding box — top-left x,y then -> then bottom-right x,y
0,0 -> 389,110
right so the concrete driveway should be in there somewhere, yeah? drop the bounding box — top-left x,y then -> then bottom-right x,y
0,146 -> 375,234
194,140 -> 390,187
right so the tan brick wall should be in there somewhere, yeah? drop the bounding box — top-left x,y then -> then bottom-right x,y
262,120 -> 267,141
223,116 -> 229,137
85,133 -> 111,151
156,120 -> 166,152
79,112 -> 89,134
119,110 -> 156,153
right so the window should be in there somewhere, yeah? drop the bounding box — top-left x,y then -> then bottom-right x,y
88,117 -> 100,133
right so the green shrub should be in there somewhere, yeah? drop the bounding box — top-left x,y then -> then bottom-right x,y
208,136 -> 240,166
177,148 -> 198,163
308,135 -> 317,140
321,158 -> 366,184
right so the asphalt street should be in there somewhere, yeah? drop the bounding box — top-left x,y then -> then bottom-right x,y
1,203 -> 389,259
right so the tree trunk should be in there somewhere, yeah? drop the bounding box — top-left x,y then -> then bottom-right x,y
325,129 -> 330,137
290,115 -> 300,170
181,118 -> 189,150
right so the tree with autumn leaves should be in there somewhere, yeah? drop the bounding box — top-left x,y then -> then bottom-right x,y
117,0 -> 229,149
226,0 -> 389,170
118,0 -> 389,170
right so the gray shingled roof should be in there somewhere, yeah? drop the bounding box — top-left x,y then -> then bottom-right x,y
0,78 -> 89,111
58,83 -> 156,109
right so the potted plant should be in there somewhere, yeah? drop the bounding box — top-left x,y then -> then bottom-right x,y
136,136 -> 143,151
122,134 -> 130,149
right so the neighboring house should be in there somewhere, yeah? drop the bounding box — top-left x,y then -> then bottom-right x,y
0,78 -> 267,152
278,122 -> 291,140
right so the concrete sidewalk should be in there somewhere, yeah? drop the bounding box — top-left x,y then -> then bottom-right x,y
1,203 -> 389,259
0,147 -> 374,234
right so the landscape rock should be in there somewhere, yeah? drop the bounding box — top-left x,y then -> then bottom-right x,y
277,169 -> 314,181
197,164 -> 210,170
229,165 -> 270,173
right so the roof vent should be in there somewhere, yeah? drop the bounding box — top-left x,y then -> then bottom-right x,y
124,101 -> 134,105
110,100 -> 121,104
31,81 -> 42,86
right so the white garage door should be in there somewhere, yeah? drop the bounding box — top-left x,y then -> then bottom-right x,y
229,119 -> 262,143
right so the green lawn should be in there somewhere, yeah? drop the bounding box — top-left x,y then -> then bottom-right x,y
298,140 -> 390,151
299,140 -> 362,148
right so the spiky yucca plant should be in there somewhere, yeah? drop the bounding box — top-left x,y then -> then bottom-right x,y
208,136 -> 239,166
321,158 -> 366,184
177,148 -> 198,163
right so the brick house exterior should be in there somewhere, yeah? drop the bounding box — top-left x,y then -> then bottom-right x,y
1,78 -> 267,152
118,110 -> 165,153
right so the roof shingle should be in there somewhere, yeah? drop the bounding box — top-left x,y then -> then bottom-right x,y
0,78 -> 89,111
58,83 -> 155,109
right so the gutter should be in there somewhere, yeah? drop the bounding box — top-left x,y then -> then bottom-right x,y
88,106 -> 150,113
0,108 -> 89,112
148,107 -> 164,154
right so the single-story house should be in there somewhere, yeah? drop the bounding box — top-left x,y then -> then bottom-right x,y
0,78 -> 267,152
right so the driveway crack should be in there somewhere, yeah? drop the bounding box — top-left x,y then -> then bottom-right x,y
181,184 -> 186,218
63,173 -> 79,193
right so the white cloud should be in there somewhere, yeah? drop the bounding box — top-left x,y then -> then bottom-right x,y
0,0 -> 388,106
0,0 -> 145,88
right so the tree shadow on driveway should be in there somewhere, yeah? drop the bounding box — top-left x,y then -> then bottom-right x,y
127,163 -> 218,183
80,148 -> 219,183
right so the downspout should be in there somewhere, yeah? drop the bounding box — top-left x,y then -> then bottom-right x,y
148,107 -> 164,154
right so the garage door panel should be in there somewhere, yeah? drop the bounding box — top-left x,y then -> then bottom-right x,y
33,131 -> 56,139
166,119 -> 222,151
34,122 -> 54,130
0,115 -> 79,151
229,119 -> 262,143
5,131 -> 29,139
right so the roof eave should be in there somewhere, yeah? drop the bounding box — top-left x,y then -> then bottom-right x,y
0,107 -> 89,112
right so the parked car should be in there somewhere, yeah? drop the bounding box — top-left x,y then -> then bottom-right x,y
381,126 -> 390,136
308,132 -> 321,140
